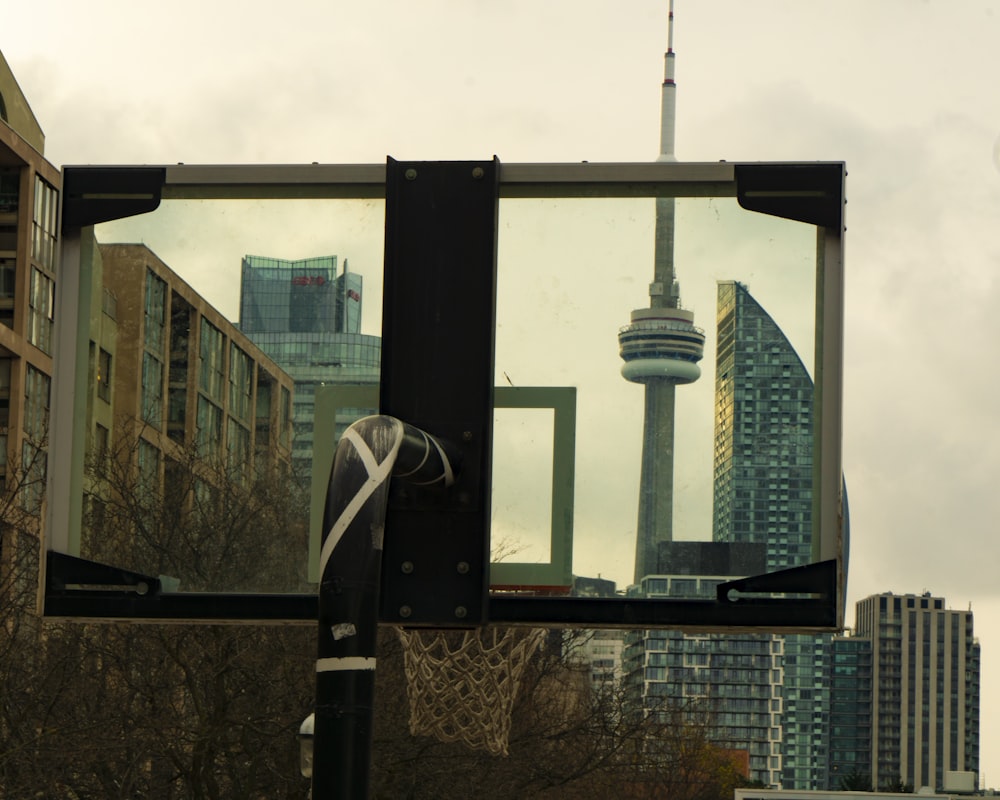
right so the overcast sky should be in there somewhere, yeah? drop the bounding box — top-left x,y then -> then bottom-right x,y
6,0 -> 1000,785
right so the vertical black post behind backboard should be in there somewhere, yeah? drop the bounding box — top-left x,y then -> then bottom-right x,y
378,158 -> 500,627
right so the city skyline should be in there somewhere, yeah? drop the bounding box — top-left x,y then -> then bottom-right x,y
623,17 -> 834,786
627,278 -> 828,788
5,0 -> 999,776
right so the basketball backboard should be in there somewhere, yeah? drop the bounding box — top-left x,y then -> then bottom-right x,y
45,159 -> 846,632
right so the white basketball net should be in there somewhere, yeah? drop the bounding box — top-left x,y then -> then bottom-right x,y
397,626 -> 546,756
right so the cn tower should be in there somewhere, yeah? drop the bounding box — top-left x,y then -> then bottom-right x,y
619,1 -> 705,585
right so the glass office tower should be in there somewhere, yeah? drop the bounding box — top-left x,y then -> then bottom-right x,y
239,255 -> 379,476
240,255 -> 363,336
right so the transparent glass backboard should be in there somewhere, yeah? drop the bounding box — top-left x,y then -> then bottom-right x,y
55,196 -> 385,596
47,161 -> 845,628
494,195 -> 818,593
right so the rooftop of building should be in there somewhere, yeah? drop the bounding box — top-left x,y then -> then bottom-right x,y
0,50 -> 44,153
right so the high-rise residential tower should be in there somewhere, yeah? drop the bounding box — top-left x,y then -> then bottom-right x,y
855,592 -> 980,792
712,280 -> 833,789
712,280 -> 814,571
620,1 -> 705,585
624,542 -> 784,787
82,244 -> 298,588
238,255 -> 380,477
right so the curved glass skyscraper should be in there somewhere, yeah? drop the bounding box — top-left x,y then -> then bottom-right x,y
712,280 -> 814,572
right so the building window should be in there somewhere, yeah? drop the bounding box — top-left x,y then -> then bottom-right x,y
94,423 -> 109,467
28,266 -> 55,353
167,388 -> 187,443
0,258 -> 15,329
22,365 -> 50,512
196,395 -> 223,457
199,318 -> 225,402
0,357 -> 10,426
0,168 -> 17,213
138,271 -> 169,429
24,365 -> 49,443
86,493 -> 107,536
102,288 -> 117,320
32,176 -> 58,271
229,344 -> 252,423
227,418 -> 251,478
141,352 -> 163,428
255,372 -> 272,420
138,439 -> 160,493
0,259 -> 13,294
97,348 -> 112,403
279,385 -> 291,448
144,270 -> 167,354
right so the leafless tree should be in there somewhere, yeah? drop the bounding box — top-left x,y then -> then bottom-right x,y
369,628 -> 750,800
1,419 -> 753,798
1,418 -> 316,799
82,417 -> 310,594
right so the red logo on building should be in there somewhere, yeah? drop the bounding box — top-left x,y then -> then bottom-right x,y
291,276 -> 327,286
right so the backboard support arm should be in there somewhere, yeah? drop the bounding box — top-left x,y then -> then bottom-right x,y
313,415 -> 459,799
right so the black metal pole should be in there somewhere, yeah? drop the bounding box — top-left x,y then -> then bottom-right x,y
312,415 -> 457,799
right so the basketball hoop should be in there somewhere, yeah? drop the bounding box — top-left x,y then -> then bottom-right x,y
396,626 -> 546,756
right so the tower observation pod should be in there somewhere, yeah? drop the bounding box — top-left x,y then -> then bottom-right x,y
618,307 -> 704,384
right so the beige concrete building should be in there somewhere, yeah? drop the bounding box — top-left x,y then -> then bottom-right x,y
94,242 -> 294,477
855,593 -> 980,792
0,50 -> 62,599
76,242 -> 298,590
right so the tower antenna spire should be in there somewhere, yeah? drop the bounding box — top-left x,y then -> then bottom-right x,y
659,0 -> 677,162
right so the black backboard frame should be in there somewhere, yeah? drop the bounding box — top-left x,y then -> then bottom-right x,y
46,159 -> 846,632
